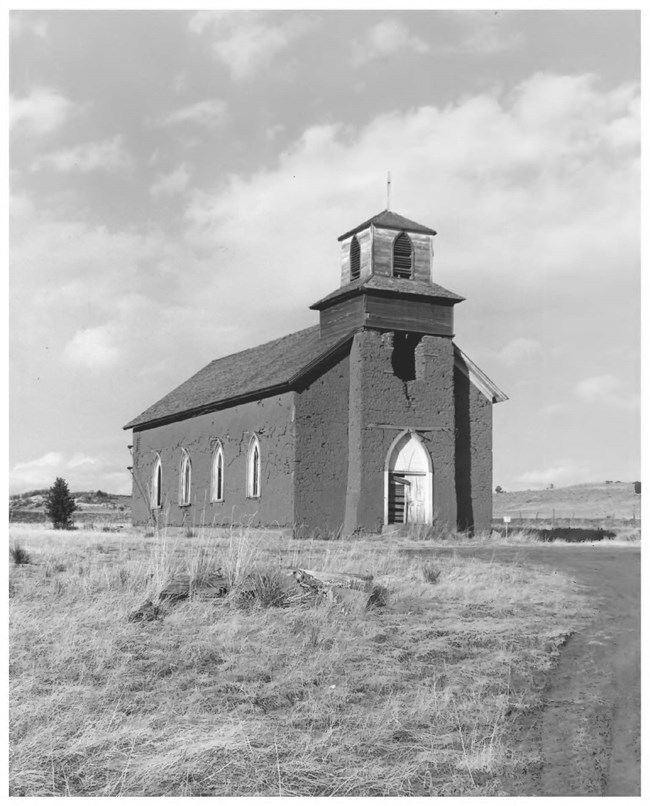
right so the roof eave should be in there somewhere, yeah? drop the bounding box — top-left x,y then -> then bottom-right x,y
454,345 -> 508,404
310,284 -> 465,311
123,381 -> 292,431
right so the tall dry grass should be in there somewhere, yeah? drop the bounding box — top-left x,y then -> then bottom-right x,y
9,524 -> 590,796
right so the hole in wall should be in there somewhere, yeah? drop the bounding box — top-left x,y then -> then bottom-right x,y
391,332 -> 422,382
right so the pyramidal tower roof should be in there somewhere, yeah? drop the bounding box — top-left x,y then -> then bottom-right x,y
338,209 -> 437,242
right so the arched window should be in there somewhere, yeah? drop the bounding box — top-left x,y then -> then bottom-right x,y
211,442 -> 224,502
350,236 -> 361,281
179,449 -> 192,506
247,435 -> 261,498
392,232 -> 413,279
151,454 -> 162,509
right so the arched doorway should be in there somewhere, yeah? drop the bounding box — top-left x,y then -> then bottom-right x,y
384,431 -> 433,525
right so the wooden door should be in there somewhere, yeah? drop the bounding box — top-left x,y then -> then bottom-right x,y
406,474 -> 427,523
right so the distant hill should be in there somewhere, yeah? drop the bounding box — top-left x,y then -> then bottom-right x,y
9,490 -> 131,525
8,482 -> 641,528
493,481 -> 640,522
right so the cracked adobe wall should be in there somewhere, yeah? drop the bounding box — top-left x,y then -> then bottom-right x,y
294,352 -> 350,535
131,392 -> 295,527
344,329 -> 457,533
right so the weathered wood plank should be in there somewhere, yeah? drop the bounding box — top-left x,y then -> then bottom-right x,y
365,295 -> 454,335
319,295 -> 365,339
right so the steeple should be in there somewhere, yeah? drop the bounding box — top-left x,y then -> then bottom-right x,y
311,209 -> 464,340
336,209 -> 438,286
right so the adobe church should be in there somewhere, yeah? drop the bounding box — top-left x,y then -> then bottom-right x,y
124,209 -> 507,535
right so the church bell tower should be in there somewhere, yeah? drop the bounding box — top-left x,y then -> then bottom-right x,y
310,209 -> 464,339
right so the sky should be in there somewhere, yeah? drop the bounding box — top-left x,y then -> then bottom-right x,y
9,8 -> 641,495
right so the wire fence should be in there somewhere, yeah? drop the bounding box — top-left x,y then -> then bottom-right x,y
492,511 -> 640,530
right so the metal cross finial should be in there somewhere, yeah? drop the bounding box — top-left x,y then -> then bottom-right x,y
387,171 -> 391,211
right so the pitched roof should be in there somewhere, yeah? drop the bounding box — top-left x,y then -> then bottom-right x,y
311,274 -> 465,310
338,209 -> 438,242
124,325 -> 353,430
454,345 -> 508,404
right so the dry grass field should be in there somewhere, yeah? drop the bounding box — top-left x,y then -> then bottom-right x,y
9,524 -> 592,796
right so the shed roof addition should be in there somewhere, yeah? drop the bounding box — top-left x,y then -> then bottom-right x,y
338,209 -> 438,242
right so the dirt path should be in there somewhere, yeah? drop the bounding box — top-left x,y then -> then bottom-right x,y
405,544 -> 641,796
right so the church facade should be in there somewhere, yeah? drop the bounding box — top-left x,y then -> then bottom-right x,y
124,209 -> 507,535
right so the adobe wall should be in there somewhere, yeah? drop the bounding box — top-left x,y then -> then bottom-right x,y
344,329 -> 457,533
294,352 -> 350,536
130,392 -> 295,528
454,368 -> 493,533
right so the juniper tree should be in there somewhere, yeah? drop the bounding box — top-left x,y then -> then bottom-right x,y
46,477 -> 77,530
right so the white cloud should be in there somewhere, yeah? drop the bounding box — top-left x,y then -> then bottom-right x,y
188,11 -> 318,81
496,338 -> 541,367
63,325 -> 121,370
10,87 -> 75,135
10,452 -> 66,491
187,11 -> 223,35
150,164 -> 192,198
157,99 -> 227,129
575,374 -> 639,410
183,71 -> 639,307
353,19 -> 429,66
10,12 -> 49,39
10,452 -> 128,494
517,464 -> 586,488
31,135 -> 132,173
68,453 -> 101,469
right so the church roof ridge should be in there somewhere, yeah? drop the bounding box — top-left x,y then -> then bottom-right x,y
337,209 -> 437,242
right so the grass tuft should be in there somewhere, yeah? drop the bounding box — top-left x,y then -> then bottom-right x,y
10,542 -> 31,565
420,560 -> 442,583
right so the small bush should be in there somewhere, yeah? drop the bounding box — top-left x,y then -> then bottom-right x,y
10,543 -> 31,566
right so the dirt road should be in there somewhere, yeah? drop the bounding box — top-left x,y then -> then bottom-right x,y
407,544 -> 641,796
